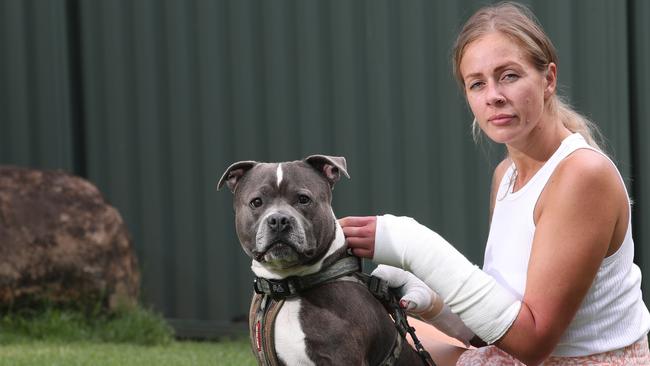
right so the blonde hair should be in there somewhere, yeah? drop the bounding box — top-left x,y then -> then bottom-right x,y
452,1 -> 604,151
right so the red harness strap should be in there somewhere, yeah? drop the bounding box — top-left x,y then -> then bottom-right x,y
249,293 -> 284,366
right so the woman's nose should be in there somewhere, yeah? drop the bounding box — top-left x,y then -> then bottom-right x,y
486,84 -> 506,106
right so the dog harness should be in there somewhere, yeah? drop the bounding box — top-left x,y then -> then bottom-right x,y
248,256 -> 436,366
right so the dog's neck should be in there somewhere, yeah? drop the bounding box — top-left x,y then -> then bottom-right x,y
251,212 -> 348,280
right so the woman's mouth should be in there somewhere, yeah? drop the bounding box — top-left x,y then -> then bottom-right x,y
488,114 -> 515,126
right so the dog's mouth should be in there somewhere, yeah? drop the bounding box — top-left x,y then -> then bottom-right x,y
253,239 -> 318,269
254,240 -> 297,261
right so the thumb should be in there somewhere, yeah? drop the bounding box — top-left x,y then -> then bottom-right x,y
399,286 -> 435,313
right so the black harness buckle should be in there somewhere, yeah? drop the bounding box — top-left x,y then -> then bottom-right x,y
254,277 -> 293,299
367,275 -> 393,304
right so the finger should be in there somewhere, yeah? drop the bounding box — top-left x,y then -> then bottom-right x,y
341,225 -> 373,239
350,248 -> 374,259
338,216 -> 375,228
399,299 -> 418,311
345,237 -> 374,250
401,294 -> 426,312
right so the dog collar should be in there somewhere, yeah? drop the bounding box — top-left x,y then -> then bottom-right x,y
253,256 -> 361,300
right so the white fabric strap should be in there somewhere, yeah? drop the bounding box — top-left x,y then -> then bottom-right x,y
373,214 -> 521,344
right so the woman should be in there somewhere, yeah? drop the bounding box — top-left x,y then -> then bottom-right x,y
340,2 -> 650,365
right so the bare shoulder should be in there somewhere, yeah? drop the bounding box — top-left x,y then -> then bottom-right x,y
551,148 -> 622,194
537,147 -> 626,224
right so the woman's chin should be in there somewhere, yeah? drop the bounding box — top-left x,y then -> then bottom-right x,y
483,129 -> 520,145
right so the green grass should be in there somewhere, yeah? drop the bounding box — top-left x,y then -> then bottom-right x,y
0,339 -> 256,366
0,304 -> 174,345
0,304 -> 256,365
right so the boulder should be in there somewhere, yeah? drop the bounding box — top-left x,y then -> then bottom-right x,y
0,166 -> 140,311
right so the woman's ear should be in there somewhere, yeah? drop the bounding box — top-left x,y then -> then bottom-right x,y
544,62 -> 557,98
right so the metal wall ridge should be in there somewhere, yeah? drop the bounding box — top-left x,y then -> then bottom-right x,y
1,0 -> 649,338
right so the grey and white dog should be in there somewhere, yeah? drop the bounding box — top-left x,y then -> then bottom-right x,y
218,155 -> 423,365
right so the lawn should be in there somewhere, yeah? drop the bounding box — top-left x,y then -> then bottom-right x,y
0,304 -> 256,365
0,339 -> 256,366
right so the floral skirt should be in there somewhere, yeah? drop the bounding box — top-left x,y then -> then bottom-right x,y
456,337 -> 650,365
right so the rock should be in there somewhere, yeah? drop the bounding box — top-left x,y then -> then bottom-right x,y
0,166 -> 140,311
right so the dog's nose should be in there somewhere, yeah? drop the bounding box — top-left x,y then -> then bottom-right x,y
267,213 -> 291,233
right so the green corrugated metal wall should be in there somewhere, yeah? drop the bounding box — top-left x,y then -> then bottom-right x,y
1,0 -> 649,337
0,0 -> 75,170
631,0 -> 650,291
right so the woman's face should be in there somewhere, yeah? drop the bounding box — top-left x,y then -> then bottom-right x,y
459,32 -> 555,145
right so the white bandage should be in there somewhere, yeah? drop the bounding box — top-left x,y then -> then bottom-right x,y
427,303 -> 475,346
373,215 -> 521,344
372,265 -> 475,346
371,265 -> 434,313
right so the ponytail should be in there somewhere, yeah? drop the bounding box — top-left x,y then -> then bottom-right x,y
550,96 -> 605,152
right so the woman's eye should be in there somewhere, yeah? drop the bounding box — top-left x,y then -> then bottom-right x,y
298,195 -> 311,205
502,73 -> 519,82
250,198 -> 263,208
468,81 -> 484,90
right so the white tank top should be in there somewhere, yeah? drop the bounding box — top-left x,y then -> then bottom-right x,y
483,133 -> 650,356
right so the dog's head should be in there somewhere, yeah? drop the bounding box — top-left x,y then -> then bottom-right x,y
218,155 -> 349,272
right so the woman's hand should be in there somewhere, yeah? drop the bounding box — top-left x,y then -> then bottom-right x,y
372,265 -> 443,316
338,216 -> 377,258
372,265 -> 476,346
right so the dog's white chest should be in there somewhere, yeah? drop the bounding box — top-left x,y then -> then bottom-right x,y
274,298 -> 315,366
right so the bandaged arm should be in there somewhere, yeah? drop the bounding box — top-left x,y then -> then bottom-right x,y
372,265 -> 475,346
373,215 -> 521,345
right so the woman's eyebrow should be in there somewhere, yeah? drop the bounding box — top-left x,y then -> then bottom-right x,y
463,62 -> 523,81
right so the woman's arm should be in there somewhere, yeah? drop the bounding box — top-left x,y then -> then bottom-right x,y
341,150 -> 627,365
496,150 -> 627,364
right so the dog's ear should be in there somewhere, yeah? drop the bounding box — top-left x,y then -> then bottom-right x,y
304,155 -> 350,188
217,161 -> 258,193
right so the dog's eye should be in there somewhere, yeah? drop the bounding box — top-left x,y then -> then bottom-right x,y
250,198 -> 263,208
298,195 -> 311,205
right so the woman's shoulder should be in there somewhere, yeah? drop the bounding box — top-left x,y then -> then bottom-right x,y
554,148 -> 621,188
543,148 -> 625,210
